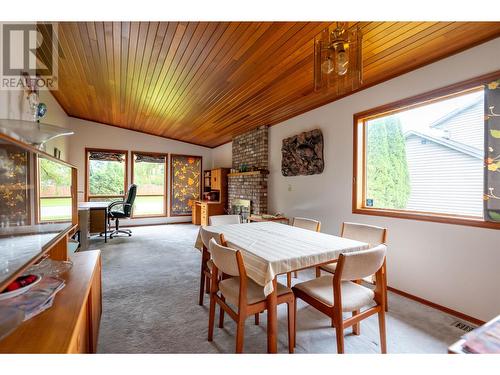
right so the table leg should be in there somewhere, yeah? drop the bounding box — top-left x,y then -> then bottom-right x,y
266,277 -> 278,354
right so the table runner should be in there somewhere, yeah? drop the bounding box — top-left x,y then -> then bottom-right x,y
194,221 -> 369,295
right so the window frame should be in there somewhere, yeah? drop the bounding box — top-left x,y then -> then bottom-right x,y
352,70 -> 500,230
36,155 -> 73,223
85,147 -> 129,202
131,151 -> 169,218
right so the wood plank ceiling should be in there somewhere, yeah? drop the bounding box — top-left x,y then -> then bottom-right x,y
43,22 -> 500,148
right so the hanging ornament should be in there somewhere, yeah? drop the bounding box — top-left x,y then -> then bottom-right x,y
36,103 -> 47,119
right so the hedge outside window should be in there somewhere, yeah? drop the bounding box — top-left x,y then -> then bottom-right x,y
86,149 -> 128,202
353,72 -> 500,229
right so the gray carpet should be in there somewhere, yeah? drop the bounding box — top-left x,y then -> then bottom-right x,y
87,224 -> 468,353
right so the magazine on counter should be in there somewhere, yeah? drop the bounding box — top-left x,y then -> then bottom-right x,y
0,276 -> 65,321
462,320 -> 500,354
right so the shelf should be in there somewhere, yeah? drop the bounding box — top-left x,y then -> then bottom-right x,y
0,119 -> 73,148
228,170 -> 269,177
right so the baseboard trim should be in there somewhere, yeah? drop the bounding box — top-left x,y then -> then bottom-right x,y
387,286 -> 485,326
121,221 -> 191,228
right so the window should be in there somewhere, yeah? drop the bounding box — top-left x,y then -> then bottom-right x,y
38,156 -> 72,222
86,149 -> 128,202
353,75 -> 500,229
131,152 -> 168,217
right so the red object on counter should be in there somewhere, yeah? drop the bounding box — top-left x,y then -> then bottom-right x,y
3,275 -> 38,293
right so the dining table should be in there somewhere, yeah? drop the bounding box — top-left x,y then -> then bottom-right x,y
194,221 -> 370,353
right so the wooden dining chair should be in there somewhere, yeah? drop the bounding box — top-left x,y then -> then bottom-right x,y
207,238 -> 295,353
287,217 -> 321,287
209,215 -> 241,226
316,222 -> 388,310
198,227 -> 227,306
293,244 -> 388,354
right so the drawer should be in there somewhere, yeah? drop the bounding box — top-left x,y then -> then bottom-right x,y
201,213 -> 208,226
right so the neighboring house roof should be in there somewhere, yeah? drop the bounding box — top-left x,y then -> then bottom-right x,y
404,130 -> 482,159
429,97 -> 483,129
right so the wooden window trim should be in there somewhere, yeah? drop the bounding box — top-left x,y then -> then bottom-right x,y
352,70 -> 500,230
85,148 -> 129,202
170,154 -> 203,217
36,156 -> 74,224
131,151 -> 169,218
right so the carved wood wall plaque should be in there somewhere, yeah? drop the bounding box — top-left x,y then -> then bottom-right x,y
281,129 -> 324,176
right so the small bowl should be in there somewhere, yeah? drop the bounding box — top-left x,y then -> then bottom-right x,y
0,274 -> 42,301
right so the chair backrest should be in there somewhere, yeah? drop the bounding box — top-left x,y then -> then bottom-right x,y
200,226 -> 224,250
124,184 -> 137,216
209,238 -> 242,277
337,244 -> 387,281
292,217 -> 321,232
209,214 -> 241,226
341,222 -> 386,247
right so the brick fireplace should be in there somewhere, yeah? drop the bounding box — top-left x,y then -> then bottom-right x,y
228,125 -> 268,215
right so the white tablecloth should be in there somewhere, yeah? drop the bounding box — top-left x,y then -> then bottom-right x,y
194,222 -> 369,295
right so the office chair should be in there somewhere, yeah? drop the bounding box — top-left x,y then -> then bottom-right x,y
108,184 -> 137,239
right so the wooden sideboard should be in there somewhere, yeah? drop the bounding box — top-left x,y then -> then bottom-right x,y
0,250 -> 102,353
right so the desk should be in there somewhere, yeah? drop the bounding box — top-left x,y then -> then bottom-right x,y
195,221 -> 369,353
78,202 -> 110,243
191,200 -> 226,226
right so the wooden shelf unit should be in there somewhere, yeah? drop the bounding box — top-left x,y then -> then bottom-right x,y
0,132 -> 102,353
192,168 -> 229,226
0,250 -> 102,353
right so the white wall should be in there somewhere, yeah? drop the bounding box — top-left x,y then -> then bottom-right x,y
66,117 -> 213,225
39,91 -> 70,160
212,37 -> 500,321
212,141 -> 232,168
0,89 -> 70,160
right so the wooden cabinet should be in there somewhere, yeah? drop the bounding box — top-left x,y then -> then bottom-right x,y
192,201 -> 201,225
199,202 -> 226,226
192,168 -> 229,225
88,256 -> 102,352
211,169 -> 222,191
68,304 -> 89,353
0,251 -> 102,353
89,209 -> 106,234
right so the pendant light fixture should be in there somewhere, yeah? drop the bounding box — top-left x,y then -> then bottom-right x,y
314,22 -> 363,94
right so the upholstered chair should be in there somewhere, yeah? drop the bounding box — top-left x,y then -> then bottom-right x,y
287,217 -> 321,287
209,214 -> 241,226
293,244 -> 388,354
198,226 -> 226,306
208,238 -> 295,353
317,222 -> 388,310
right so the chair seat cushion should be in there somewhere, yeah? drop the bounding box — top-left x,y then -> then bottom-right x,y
219,277 -> 292,306
293,275 -> 374,312
109,211 -> 127,218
